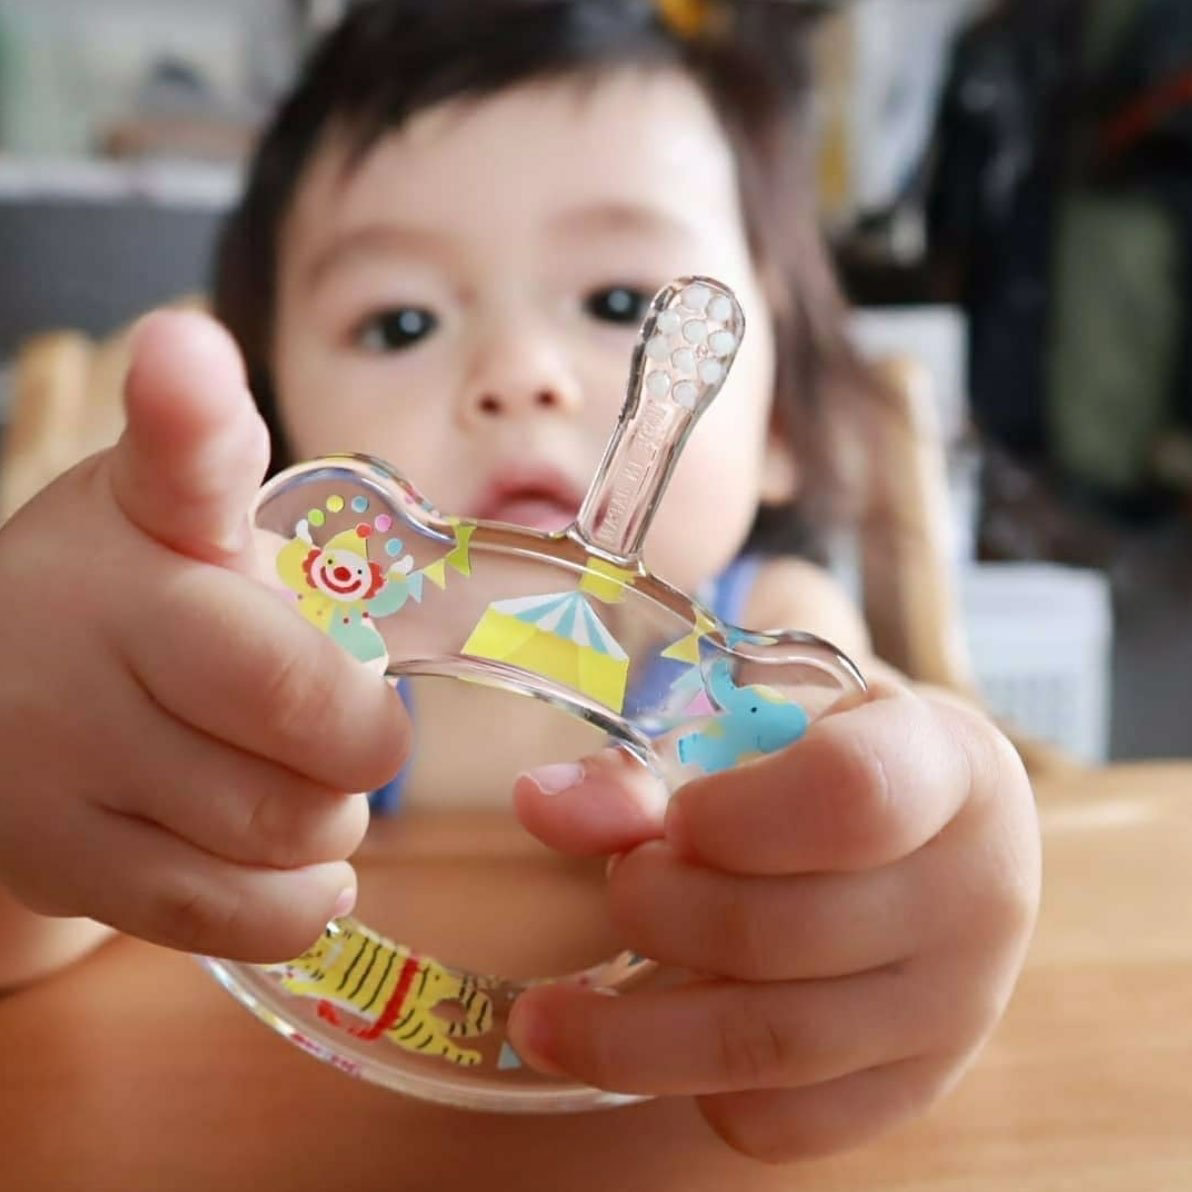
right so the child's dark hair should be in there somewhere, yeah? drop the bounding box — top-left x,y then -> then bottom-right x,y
214,0 -> 875,550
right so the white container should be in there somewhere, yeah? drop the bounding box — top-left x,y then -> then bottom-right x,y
960,562 -> 1114,763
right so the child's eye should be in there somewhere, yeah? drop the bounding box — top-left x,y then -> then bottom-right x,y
584,286 -> 650,326
354,307 -> 439,352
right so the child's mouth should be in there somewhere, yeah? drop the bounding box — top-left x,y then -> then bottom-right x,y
482,494 -> 577,532
472,465 -> 583,533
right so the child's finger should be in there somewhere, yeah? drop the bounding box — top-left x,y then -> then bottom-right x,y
109,309 -> 270,572
65,807 -> 356,962
512,747 -> 668,857
99,702 -> 371,871
117,562 -> 410,794
663,688 -> 1018,876
602,841 -> 925,981
695,1053 -> 961,1164
507,961 -> 943,1097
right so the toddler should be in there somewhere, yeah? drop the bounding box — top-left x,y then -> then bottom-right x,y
0,0 -> 1039,1171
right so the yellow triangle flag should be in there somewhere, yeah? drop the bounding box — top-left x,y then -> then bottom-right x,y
446,524 -> 475,576
661,611 -> 717,663
423,559 -> 448,589
579,557 -> 637,605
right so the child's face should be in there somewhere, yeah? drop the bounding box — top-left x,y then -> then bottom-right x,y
273,67 -> 789,592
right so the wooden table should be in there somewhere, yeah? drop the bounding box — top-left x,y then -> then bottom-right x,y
3,762 -> 1190,1191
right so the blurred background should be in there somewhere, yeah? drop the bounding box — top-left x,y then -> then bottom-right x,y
0,0 -> 1187,763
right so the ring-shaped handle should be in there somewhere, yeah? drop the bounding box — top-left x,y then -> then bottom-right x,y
201,278 -> 867,1111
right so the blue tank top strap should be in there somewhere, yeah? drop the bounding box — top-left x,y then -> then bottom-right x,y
702,553 -> 763,625
368,676 -> 412,815
623,553 -> 764,732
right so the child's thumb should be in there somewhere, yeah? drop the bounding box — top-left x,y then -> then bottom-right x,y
108,309 -> 271,572
512,748 -> 668,858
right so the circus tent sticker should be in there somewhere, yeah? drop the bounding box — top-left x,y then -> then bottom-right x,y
462,590 -> 630,712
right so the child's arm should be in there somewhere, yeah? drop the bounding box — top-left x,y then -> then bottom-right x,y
0,312 -> 410,989
737,555 -> 873,661
507,558 -> 1040,1163
0,887 -> 115,992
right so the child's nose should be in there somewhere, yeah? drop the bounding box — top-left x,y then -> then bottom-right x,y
459,327 -> 582,425
470,386 -> 566,418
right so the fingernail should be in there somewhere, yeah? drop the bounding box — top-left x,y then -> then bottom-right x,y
332,886 -> 357,919
521,761 -> 584,796
605,852 -> 624,880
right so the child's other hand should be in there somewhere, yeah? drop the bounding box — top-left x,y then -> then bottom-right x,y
0,312 -> 408,962
509,680 -> 1040,1163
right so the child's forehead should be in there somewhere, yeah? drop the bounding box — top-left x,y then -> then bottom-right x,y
282,68 -> 743,259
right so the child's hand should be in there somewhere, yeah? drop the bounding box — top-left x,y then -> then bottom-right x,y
0,312 -> 408,962
509,679 -> 1040,1162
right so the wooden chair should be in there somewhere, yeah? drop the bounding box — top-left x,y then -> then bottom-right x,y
0,328 -> 130,522
0,317 -> 1075,776
860,355 -> 976,692
859,356 -> 1079,777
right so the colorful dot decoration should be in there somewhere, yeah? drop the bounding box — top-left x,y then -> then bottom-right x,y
298,496 -> 405,559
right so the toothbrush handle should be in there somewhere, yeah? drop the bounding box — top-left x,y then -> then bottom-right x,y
575,277 -> 744,564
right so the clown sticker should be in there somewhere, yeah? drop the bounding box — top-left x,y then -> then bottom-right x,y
276,521 -> 423,666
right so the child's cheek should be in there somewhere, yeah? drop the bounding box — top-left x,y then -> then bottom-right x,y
646,459 -> 754,593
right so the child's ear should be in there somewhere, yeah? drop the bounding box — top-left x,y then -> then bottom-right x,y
760,422 -> 798,505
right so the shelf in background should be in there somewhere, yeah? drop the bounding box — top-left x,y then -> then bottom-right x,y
0,156 -> 241,209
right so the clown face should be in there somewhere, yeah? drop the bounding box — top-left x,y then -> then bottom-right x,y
304,545 -> 383,604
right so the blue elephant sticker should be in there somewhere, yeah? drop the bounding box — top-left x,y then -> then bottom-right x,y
677,659 -> 808,774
